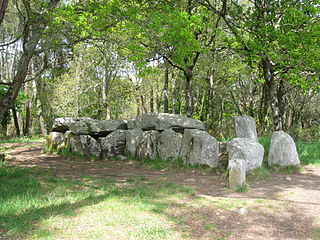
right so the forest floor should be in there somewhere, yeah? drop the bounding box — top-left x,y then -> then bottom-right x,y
1,142 -> 320,240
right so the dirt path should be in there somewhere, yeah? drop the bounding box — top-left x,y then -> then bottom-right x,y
4,142 -> 320,240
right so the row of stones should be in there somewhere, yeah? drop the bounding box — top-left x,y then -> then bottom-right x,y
48,128 -> 219,167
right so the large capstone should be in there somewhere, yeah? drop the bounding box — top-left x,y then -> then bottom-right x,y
136,131 -> 159,159
134,113 -> 204,131
227,138 -> 264,172
268,131 -> 300,166
234,115 -> 258,141
180,129 -> 219,168
228,158 -> 246,189
126,129 -> 143,157
70,134 -> 101,158
100,130 -> 127,158
69,119 -> 127,136
46,132 -> 64,150
157,129 -> 182,160
52,117 -> 91,132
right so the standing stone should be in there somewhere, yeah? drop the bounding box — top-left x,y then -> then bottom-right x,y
136,131 -> 159,159
126,129 -> 143,156
134,113 -> 205,131
234,116 -> 258,141
99,130 -> 127,158
70,135 -> 101,158
228,158 -> 246,189
180,129 -> 219,168
268,131 -> 300,166
46,132 -> 64,150
227,138 -> 264,172
157,129 -> 182,160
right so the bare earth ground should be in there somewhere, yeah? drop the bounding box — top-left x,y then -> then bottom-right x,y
3,142 -> 320,240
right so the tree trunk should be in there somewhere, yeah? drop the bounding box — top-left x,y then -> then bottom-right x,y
273,80 -> 285,131
184,68 -> 194,117
0,0 -> 8,25
102,65 -> 111,120
11,106 -> 20,136
260,56 -> 275,129
163,59 -> 169,113
150,88 -> 154,113
23,101 -> 30,136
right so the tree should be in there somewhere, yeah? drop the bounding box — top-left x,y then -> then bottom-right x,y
199,0 -> 320,130
0,0 -> 8,25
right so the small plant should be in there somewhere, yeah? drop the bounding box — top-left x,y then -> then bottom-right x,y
236,183 -> 250,192
247,167 -> 271,181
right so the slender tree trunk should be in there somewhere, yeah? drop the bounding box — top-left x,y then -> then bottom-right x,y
163,59 -> 169,113
0,0 -> 8,25
102,65 -> 111,119
184,68 -> 194,117
11,106 -> 20,136
150,88 -> 154,113
24,101 -> 30,135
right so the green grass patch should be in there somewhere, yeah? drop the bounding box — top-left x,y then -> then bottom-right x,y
0,136 -> 45,144
0,163 -> 194,240
247,167 -> 271,181
235,183 -> 250,193
296,140 -> 320,166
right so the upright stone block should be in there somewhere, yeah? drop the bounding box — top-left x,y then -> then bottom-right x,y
234,115 -> 258,141
180,129 -> 219,168
157,129 -> 182,160
268,131 -> 300,166
100,130 -> 127,158
228,158 -> 246,189
126,129 -> 143,156
227,138 -> 264,172
136,131 -> 159,159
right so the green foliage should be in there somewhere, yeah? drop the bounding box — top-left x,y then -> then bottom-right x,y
247,167 -> 271,181
235,183 -> 250,193
296,140 -> 320,166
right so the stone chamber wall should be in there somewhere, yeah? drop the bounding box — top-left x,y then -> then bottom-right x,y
46,113 -> 300,188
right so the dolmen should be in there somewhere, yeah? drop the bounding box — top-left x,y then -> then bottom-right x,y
47,113 -> 219,167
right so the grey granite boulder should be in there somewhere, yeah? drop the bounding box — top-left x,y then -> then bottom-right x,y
127,119 -> 137,129
180,129 -> 219,168
136,131 -> 159,159
100,130 -> 127,158
52,117 -> 91,132
157,129 -> 182,160
227,138 -> 264,172
228,158 -> 246,189
70,134 -> 101,158
46,132 -> 64,150
69,119 -> 127,136
126,129 -> 143,156
134,113 -> 204,131
234,116 -> 258,141
268,131 -> 300,166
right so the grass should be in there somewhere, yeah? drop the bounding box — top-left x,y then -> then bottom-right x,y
247,167 -> 271,181
0,136 -> 45,144
0,162 -> 196,240
296,140 -> 320,166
